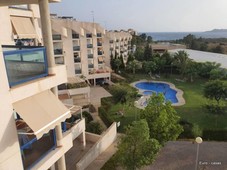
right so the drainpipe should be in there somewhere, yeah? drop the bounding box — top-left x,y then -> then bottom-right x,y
38,1 -> 66,170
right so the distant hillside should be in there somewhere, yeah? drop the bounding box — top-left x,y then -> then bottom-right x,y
205,29 -> 227,33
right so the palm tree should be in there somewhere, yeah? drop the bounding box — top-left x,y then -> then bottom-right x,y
173,50 -> 192,77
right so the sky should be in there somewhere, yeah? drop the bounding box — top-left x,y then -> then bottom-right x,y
50,0 -> 227,32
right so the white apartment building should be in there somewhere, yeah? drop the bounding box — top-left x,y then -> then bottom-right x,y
0,1 -> 116,170
103,30 -> 132,67
51,17 -> 111,86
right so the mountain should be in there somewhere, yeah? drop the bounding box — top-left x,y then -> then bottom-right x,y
205,29 -> 227,33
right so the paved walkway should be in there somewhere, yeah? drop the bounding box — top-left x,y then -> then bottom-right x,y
142,141 -> 227,170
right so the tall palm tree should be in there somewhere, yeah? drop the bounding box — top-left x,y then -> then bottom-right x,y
173,50 -> 192,77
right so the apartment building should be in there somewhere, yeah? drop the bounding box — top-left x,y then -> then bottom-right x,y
103,30 -> 132,67
0,1 -> 88,170
51,17 -> 111,86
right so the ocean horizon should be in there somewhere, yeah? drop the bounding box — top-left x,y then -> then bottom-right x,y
142,31 -> 227,41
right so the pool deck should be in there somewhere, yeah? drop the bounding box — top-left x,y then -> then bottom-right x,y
131,80 -> 185,108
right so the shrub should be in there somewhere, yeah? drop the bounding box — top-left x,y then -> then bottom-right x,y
82,111 -> 93,124
178,120 -> 202,139
86,121 -> 103,135
202,129 -> 227,141
98,106 -> 114,127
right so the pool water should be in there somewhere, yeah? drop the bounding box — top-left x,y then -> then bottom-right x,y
135,82 -> 178,103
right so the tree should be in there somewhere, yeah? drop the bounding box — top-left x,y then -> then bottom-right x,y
143,60 -> 157,75
126,60 -> 141,74
114,58 -> 121,72
110,51 -> 115,70
182,34 -> 196,48
126,53 -> 134,64
116,120 -> 160,170
134,47 -> 144,61
204,80 -> 227,104
141,94 -> 183,145
86,121 -> 103,135
174,50 -> 192,77
185,61 -> 199,82
147,36 -> 153,44
197,62 -> 221,79
119,54 -> 125,69
144,43 -> 153,61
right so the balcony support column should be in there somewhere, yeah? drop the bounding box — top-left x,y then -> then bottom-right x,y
55,125 -> 66,170
38,0 -> 55,68
38,1 -> 66,170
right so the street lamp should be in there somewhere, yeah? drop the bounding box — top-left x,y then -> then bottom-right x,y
195,137 -> 203,170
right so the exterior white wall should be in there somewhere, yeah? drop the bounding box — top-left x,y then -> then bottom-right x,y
0,44 -> 24,170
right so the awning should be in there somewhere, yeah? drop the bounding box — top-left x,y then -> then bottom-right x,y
11,16 -> 37,39
98,57 -> 104,62
13,90 -> 71,139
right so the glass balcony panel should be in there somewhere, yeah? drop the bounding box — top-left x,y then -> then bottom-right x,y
54,49 -> 63,55
87,54 -> 93,59
72,34 -> 79,39
88,64 -> 94,68
73,46 -> 80,51
20,130 -> 56,169
3,46 -> 48,87
87,44 -> 93,48
52,34 -> 62,41
97,33 -> 102,37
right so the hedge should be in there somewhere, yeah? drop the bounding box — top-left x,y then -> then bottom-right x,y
202,129 -> 227,141
98,106 -> 114,127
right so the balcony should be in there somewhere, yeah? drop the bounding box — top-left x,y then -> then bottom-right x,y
88,64 -> 94,68
98,51 -> 103,55
3,46 -> 48,87
73,46 -> 80,51
54,48 -> 63,55
97,42 -> 102,46
74,57 -> 81,63
52,34 -> 62,41
110,47 -> 114,51
86,33 -> 92,38
87,44 -> 93,48
75,69 -> 82,74
16,119 -> 56,169
109,40 -> 114,43
87,54 -> 93,59
97,33 -> 102,37
72,33 -> 79,39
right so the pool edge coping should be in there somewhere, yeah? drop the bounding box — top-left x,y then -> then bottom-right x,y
131,79 -> 186,107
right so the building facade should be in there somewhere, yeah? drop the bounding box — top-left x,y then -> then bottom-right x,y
103,30 -> 132,67
0,2 -> 86,170
51,17 -> 111,86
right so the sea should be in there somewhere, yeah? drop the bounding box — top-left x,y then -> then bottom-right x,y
143,31 -> 227,41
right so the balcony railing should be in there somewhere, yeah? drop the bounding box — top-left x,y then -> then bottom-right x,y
72,33 -> 79,39
98,51 -> 103,55
3,46 -> 48,87
15,119 -> 56,170
88,64 -> 94,68
97,33 -> 102,37
74,57 -> 81,63
97,42 -> 102,46
87,54 -> 93,59
86,34 -> 92,38
75,69 -> 82,74
73,46 -> 80,51
52,34 -> 62,41
54,49 -> 63,55
87,44 -> 93,48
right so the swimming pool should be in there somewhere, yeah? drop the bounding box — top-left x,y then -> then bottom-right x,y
135,82 -> 178,103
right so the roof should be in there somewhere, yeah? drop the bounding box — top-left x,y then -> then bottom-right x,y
169,49 -> 227,68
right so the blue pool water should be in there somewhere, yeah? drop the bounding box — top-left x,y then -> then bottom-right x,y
135,82 -> 178,103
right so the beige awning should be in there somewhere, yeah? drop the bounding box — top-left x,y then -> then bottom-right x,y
98,57 -> 104,62
13,90 -> 71,139
11,16 -> 37,39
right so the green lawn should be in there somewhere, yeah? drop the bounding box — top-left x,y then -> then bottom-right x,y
108,73 -> 227,131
